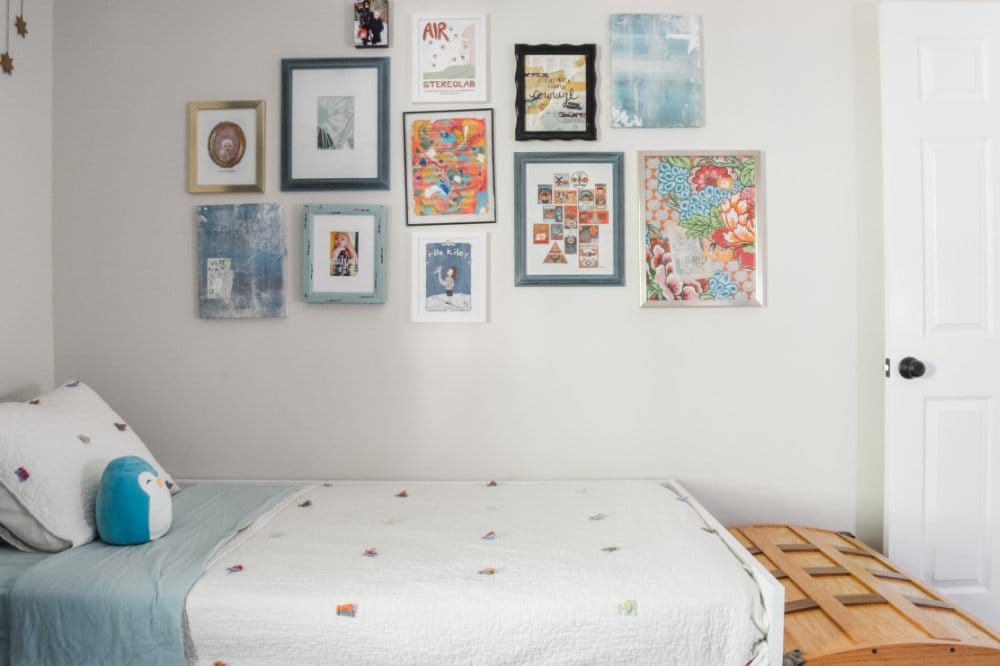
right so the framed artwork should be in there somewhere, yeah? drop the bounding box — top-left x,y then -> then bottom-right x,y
639,151 -> 763,306
514,152 -> 624,286
514,44 -> 597,141
610,14 -> 704,128
187,101 -> 265,193
411,231 -> 488,323
197,203 -> 286,318
281,57 -> 390,190
353,0 -> 389,48
403,108 -> 496,226
412,13 -> 488,103
303,204 -> 386,304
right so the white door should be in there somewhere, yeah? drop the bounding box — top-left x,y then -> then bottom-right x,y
882,1 -> 1000,630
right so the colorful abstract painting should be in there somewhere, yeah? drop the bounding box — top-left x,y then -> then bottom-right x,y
404,109 -> 495,225
610,14 -> 704,128
197,203 -> 286,318
641,152 -> 762,306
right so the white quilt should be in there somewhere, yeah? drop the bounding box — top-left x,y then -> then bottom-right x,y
185,481 -> 768,665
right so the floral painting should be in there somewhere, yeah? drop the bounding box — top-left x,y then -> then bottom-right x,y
641,152 -> 762,306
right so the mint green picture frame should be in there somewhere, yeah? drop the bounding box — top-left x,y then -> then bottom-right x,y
303,204 -> 386,303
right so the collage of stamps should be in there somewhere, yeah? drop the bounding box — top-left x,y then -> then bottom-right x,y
532,170 -> 607,269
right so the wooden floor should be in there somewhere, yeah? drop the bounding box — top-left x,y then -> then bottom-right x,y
729,524 -> 1000,665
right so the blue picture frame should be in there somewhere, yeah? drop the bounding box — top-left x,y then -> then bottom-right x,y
303,204 -> 387,303
281,57 -> 390,190
514,152 -> 624,286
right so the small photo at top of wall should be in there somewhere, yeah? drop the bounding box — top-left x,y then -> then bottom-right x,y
353,0 -> 389,48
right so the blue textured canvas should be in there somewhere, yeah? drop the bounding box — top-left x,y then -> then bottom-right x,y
197,203 -> 286,318
610,14 -> 704,128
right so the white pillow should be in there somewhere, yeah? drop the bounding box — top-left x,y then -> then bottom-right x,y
0,381 -> 178,552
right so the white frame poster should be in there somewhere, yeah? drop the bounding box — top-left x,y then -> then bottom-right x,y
411,231 -> 488,323
411,13 -> 488,103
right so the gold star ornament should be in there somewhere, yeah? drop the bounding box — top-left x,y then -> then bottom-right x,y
15,15 -> 27,38
0,52 -> 12,75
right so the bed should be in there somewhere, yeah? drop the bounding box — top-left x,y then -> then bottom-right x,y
0,384 -> 783,665
1,479 -> 783,666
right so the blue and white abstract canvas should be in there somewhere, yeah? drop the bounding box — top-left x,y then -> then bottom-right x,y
197,203 -> 286,319
610,14 -> 704,128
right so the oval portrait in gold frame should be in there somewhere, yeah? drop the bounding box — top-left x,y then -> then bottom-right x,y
207,121 -> 246,169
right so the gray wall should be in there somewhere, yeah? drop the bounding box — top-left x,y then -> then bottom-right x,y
0,0 -> 54,401
50,0 -> 886,544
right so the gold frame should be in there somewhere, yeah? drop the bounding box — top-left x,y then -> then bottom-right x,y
187,100 -> 265,193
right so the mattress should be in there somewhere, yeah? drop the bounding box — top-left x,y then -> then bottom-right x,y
186,480 -> 769,665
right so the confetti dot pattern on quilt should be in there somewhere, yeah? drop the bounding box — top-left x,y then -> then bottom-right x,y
184,482 -> 767,665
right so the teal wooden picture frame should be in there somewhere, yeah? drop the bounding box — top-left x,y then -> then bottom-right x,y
514,152 -> 624,286
303,204 -> 386,303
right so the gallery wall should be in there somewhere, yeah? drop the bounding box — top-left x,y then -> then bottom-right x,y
0,0 -> 54,401
50,0 -> 886,544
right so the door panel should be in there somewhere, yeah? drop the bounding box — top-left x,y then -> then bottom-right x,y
882,1 -> 1000,629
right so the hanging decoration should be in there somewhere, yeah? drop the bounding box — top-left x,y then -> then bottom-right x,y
2,0 -> 28,76
1,0 -> 12,75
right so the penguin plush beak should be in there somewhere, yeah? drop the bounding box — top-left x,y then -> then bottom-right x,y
157,478 -> 164,488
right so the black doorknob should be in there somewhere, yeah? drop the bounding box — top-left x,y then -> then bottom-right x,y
898,356 -> 926,379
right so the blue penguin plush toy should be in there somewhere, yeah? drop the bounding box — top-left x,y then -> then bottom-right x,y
96,456 -> 173,545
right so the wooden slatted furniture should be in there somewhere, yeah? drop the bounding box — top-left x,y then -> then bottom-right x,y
728,524 -> 1000,664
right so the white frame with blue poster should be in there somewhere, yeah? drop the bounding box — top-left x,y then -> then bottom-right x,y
411,231 -> 488,323
303,204 -> 386,304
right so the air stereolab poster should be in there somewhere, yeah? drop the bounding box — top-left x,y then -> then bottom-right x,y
412,14 -> 488,102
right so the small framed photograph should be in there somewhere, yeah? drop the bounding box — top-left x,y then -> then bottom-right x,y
412,13 -> 488,103
187,101 -> 265,193
353,0 -> 389,48
281,57 -> 390,190
514,152 -> 624,286
403,108 -> 496,226
515,44 -> 597,141
303,204 -> 386,304
639,151 -> 763,306
197,203 -> 286,318
411,231 -> 488,323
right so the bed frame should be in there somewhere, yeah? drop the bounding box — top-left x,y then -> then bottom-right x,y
666,481 -> 785,666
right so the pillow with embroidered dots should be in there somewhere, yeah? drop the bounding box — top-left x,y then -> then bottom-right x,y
0,381 -> 178,552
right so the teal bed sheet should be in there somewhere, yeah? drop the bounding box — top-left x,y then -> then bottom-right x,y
0,545 -> 48,666
7,481 -> 302,666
